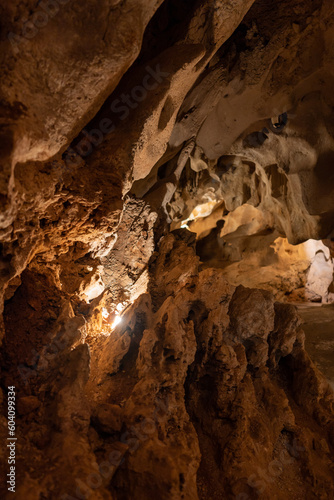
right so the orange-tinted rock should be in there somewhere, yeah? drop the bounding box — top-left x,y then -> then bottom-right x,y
1,1 -> 334,499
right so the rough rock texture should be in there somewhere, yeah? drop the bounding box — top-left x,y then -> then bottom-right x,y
196,230 -> 334,303
1,0 -> 334,498
1,0 -> 164,164
1,235 -> 333,499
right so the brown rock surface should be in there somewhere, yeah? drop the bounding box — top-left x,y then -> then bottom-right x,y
0,0 -> 334,499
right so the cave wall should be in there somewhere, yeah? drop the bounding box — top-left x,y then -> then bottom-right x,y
0,0 -> 334,498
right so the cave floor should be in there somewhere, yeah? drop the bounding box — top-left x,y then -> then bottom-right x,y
296,303 -> 334,389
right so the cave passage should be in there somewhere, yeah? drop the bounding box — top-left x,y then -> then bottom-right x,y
0,0 -> 334,499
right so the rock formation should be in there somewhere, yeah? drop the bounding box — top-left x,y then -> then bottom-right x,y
0,0 -> 334,498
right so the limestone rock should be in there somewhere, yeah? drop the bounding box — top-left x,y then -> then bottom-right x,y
17,396 -> 41,416
93,404 -> 123,434
1,1 -> 334,499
